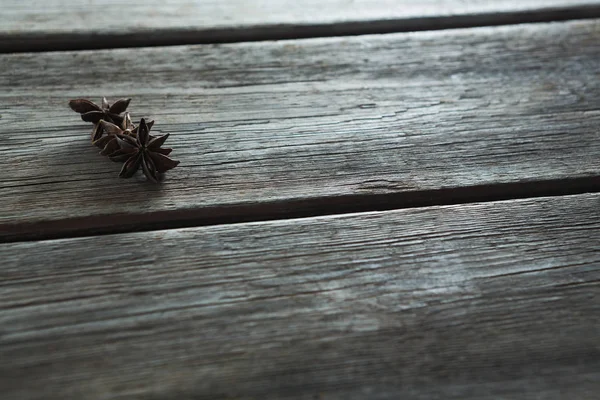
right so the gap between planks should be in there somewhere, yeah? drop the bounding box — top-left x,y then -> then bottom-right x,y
1,177 -> 598,243
2,4 -> 600,53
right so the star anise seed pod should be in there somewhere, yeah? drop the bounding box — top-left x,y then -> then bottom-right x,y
94,113 -> 155,157
113,118 -> 179,183
68,97 -> 131,127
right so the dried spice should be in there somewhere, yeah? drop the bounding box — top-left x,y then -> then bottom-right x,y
112,118 -> 179,183
94,112 -> 154,154
67,97 -> 179,183
69,97 -> 131,124
69,97 -> 131,142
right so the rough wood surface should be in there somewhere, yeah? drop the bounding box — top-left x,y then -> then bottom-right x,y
3,1 -> 600,51
1,20 -> 600,240
1,193 -> 599,399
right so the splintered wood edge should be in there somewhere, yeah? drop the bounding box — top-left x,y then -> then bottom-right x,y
1,193 -> 599,399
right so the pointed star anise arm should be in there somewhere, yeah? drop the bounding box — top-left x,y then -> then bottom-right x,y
141,153 -> 160,183
90,122 -> 104,142
109,98 -> 131,114
149,151 -> 180,172
69,99 -> 101,114
120,152 -> 143,179
81,111 -> 106,123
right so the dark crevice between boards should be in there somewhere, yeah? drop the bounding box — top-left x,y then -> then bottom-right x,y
2,5 -> 600,53
1,176 -> 599,243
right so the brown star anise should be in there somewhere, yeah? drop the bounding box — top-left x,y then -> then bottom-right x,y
68,97 -> 131,141
111,118 -> 179,183
94,112 -> 154,156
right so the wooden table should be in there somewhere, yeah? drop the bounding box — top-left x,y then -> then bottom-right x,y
1,1 -> 599,399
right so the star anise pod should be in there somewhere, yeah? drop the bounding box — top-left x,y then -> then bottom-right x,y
69,97 -> 131,124
94,112 -> 154,156
111,118 -> 179,183
68,97 -> 131,141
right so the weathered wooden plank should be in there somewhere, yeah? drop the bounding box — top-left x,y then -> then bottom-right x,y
1,193 -> 598,399
1,20 -> 600,241
2,1 -> 600,52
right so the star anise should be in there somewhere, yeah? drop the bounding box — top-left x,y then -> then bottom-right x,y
68,97 -> 131,141
94,112 -> 154,156
111,118 -> 179,183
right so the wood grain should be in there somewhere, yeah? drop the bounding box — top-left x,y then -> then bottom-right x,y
3,1 -> 600,51
1,20 -> 600,240
1,193 -> 599,399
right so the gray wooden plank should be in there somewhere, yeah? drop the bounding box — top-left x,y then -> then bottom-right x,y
2,0 -> 600,51
1,20 -> 600,241
1,193 -> 599,399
